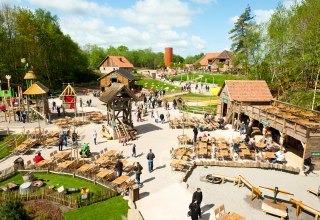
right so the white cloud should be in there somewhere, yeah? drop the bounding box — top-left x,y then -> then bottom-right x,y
191,0 -> 217,4
191,35 -> 206,50
120,0 -> 192,28
28,0 -> 113,15
229,16 -> 239,24
254,9 -> 274,24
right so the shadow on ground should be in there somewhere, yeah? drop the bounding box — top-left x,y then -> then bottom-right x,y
135,123 -> 162,134
142,177 -> 155,184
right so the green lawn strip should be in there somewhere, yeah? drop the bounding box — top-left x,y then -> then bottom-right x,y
0,134 -> 27,159
168,73 -> 244,85
182,105 -> 216,114
0,173 -> 107,196
135,79 -> 180,92
166,93 -> 218,102
63,196 -> 128,220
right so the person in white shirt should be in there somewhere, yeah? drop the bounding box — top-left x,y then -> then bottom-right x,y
272,151 -> 285,163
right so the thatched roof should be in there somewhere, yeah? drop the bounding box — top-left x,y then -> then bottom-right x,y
218,80 -> 273,102
99,83 -> 138,104
24,70 -> 37,80
59,84 -> 77,97
23,82 -> 49,95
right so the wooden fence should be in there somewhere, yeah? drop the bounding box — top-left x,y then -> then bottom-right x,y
0,188 -> 118,208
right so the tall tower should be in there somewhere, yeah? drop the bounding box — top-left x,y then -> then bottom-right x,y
164,47 -> 173,67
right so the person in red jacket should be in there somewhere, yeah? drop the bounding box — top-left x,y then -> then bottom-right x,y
34,152 -> 44,163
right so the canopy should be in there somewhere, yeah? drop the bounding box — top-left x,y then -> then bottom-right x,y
23,82 -> 49,95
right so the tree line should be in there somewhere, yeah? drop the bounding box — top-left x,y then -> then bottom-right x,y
229,0 -> 320,108
0,5 -> 91,90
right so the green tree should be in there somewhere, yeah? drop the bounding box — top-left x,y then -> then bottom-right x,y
229,5 -> 254,75
0,199 -> 28,220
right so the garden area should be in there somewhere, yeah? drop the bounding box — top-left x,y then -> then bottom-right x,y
166,93 -> 218,102
135,78 -> 180,93
168,72 -> 245,85
0,172 -> 128,220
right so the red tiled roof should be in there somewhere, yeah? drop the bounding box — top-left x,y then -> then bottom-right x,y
221,80 -> 273,102
98,55 -> 133,68
109,56 -> 133,68
198,53 -> 220,66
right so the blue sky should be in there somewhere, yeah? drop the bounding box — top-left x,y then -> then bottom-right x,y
3,0 -> 298,57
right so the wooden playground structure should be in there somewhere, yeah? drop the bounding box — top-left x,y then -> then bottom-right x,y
205,173 -> 320,220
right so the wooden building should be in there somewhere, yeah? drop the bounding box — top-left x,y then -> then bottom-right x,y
97,69 -> 136,91
197,50 -> 232,72
218,80 -> 320,170
98,55 -> 133,74
99,83 -> 138,140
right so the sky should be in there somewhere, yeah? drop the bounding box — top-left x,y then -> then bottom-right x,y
2,0 -> 299,57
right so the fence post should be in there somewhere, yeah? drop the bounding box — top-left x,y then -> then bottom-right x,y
7,127 -> 9,135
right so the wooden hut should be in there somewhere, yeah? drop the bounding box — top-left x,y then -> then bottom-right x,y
23,81 -> 50,122
99,83 -> 138,140
59,83 -> 77,116
97,69 -> 136,91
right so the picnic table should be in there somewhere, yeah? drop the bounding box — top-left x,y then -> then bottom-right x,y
52,151 -> 71,160
44,137 -> 59,145
198,148 -> 208,156
241,149 -> 251,156
218,212 -> 246,220
47,131 -> 59,137
174,148 -> 187,156
264,152 -> 276,159
57,160 -> 75,169
198,142 -> 207,148
217,144 -> 228,150
96,169 -> 113,178
77,164 -> 96,173
95,156 -> 110,164
36,159 -> 52,168
219,150 -> 229,157
178,135 -> 190,146
112,175 -> 130,185
255,142 -> 266,149
239,144 -> 247,149
218,137 -> 227,143
201,137 -> 208,142
105,150 -> 117,157
170,159 -> 187,170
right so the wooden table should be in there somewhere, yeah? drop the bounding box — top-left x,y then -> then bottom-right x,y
174,149 -> 187,156
52,151 -> 71,160
217,144 -> 228,150
77,164 -> 95,173
95,156 -> 110,164
201,137 -> 208,142
198,142 -> 207,148
255,142 -> 266,149
218,137 -> 227,143
219,150 -> 229,157
96,169 -> 113,178
198,148 -> 208,156
170,159 -> 187,170
57,160 -> 75,169
241,149 -> 251,156
264,152 -> 276,159
45,137 -> 59,145
112,175 -> 130,185
47,131 -> 59,137
105,150 -> 117,157
218,212 -> 246,220
23,139 -> 38,146
36,159 -> 52,167
239,144 -> 248,149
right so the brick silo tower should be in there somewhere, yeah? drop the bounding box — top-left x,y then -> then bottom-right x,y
164,47 -> 173,67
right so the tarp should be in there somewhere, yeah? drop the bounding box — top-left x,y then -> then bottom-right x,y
64,96 -> 75,109
209,87 -> 221,96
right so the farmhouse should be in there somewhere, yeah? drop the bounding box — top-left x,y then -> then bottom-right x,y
98,55 -> 133,74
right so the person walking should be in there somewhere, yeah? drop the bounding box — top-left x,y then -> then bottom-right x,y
147,149 -> 155,172
79,98 -> 83,107
189,199 -> 200,220
62,131 -> 67,147
115,159 -> 123,177
71,131 -> 77,148
192,188 -> 203,218
134,162 -> 143,186
193,126 -> 198,144
93,130 -> 97,145
58,136 -> 63,151
52,101 -> 56,111
132,144 -> 136,157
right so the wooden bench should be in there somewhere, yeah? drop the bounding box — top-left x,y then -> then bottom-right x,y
290,198 -> 320,220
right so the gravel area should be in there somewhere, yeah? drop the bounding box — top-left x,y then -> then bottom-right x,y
187,166 -> 320,220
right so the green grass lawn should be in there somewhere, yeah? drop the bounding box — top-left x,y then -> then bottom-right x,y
0,134 -> 27,160
135,78 -> 180,93
166,93 -> 218,102
182,105 -> 217,115
0,173 -> 106,196
168,73 -> 245,85
63,196 -> 128,220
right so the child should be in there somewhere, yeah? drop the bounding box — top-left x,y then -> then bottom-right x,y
122,137 -> 128,146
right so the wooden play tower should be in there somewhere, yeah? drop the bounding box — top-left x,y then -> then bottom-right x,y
99,83 -> 137,140
59,83 -> 77,116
